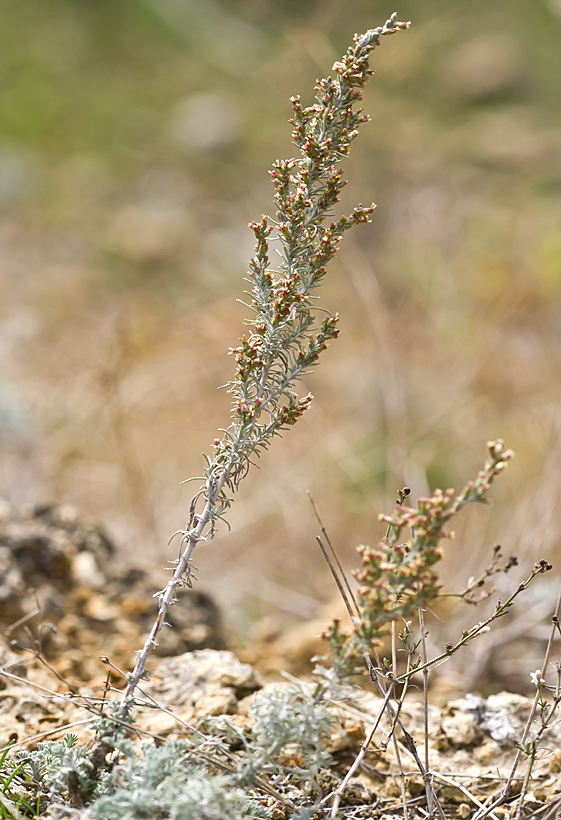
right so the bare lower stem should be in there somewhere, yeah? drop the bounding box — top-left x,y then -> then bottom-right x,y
117,466 -> 231,717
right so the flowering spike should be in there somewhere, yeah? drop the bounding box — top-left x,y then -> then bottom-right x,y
118,15 -> 410,717
321,441 -> 514,682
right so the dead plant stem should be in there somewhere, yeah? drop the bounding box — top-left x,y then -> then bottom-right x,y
117,465 -> 231,716
328,681 -> 397,817
472,580 -> 561,820
419,606 -> 434,818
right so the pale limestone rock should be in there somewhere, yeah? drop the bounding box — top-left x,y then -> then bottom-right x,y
441,706 -> 482,747
195,688 -> 238,717
141,648 -> 262,730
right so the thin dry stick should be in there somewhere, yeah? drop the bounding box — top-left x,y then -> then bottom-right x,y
365,646 -> 445,818
317,535 -> 358,623
527,794 -> 561,820
379,624 -> 415,754
392,731 -> 409,820
472,580 -> 561,820
432,772 -> 502,820
0,668 -> 149,745
0,667 -> 73,700
364,666 -> 445,818
12,624 -> 79,693
390,620 -> 409,820
309,491 -> 359,614
328,681 -> 397,817
4,608 -> 41,637
0,720 -> 94,755
514,665 -> 561,820
419,606 -> 435,818
376,795 -> 429,815
315,526 -> 383,673
398,563 -> 551,686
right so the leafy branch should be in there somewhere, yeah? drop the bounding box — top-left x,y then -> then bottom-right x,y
117,12 -> 411,719
318,440 -> 516,682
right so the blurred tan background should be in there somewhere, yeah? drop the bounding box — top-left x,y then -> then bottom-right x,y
1,0 -> 561,682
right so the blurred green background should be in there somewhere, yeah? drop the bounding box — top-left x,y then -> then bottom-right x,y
1,0 -> 561,684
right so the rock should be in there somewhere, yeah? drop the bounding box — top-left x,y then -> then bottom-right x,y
442,692 -> 529,748
195,689 -> 238,717
139,586 -> 225,658
0,500 -> 227,681
0,501 -> 114,623
534,782 -> 558,801
440,707 -> 482,747
0,643 -> 27,687
381,778 -> 401,798
140,649 -> 263,728
326,717 -> 365,752
0,647 -> 560,820
152,649 -> 262,702
71,551 -> 105,588
484,692 -> 531,741
0,686 -> 87,749
81,594 -> 121,622
406,775 -> 425,797
460,692 -> 519,747
473,738 -> 501,765
439,785 -> 465,804
550,749 -> 561,773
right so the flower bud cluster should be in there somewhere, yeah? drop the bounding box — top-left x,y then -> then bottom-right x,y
277,392 -> 313,426
194,15 -> 410,531
321,618 -> 365,678
321,441 -> 514,681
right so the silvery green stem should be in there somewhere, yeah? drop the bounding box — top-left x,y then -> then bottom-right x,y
117,466 -> 231,715
116,12 -> 411,719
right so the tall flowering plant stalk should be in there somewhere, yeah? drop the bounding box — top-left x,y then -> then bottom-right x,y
320,440 -> 516,681
117,13 -> 410,716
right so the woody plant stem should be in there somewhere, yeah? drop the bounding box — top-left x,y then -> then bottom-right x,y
117,13 -> 410,719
